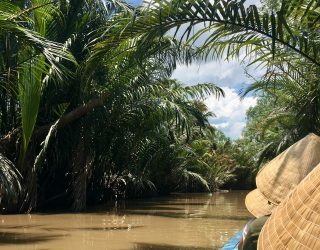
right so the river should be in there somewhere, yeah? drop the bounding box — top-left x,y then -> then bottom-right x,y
0,191 -> 251,250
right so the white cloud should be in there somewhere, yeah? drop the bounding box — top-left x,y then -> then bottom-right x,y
172,57 -> 263,139
205,87 -> 257,139
172,59 -> 263,88
166,0 -> 263,139
172,60 -> 261,139
244,0 -> 262,6
214,122 -> 230,129
206,87 -> 257,119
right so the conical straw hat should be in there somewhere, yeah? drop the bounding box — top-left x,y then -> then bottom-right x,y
258,162 -> 320,250
245,189 -> 276,218
256,133 -> 320,205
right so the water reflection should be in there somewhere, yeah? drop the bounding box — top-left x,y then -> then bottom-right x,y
0,191 -> 250,250
43,225 -> 144,231
0,231 -> 64,245
133,242 -> 214,250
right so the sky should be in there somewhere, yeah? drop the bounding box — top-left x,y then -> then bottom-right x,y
126,0 -> 143,6
172,59 -> 263,139
172,0 -> 263,139
125,0 -> 263,139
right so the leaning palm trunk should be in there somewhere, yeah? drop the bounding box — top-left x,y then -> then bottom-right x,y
71,130 -> 86,211
71,126 -> 94,212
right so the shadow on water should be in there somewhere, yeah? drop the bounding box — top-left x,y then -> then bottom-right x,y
0,231 -> 64,245
98,192 -> 251,221
116,209 -> 250,221
75,225 -> 143,231
43,225 -> 144,231
133,242 -> 217,250
0,224 -> 44,230
125,206 -> 186,211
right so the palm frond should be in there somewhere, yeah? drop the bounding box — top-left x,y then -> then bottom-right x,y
0,154 -> 22,205
93,0 -> 319,72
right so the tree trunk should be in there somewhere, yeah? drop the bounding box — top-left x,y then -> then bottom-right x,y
71,125 -> 94,212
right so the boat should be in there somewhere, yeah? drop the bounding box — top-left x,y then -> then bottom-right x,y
220,230 -> 242,250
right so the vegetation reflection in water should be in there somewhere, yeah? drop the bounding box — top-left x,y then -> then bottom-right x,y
0,192 -> 250,250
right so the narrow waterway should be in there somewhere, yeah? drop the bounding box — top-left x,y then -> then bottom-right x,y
0,191 -> 250,250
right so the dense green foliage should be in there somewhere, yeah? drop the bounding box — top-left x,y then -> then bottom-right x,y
0,0 -> 318,213
129,0 -> 319,188
237,0 -> 320,168
134,0 -> 320,184
0,0 -> 239,212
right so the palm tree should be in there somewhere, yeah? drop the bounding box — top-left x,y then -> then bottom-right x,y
109,0 -> 319,168
0,0 -> 228,212
94,0 -> 319,68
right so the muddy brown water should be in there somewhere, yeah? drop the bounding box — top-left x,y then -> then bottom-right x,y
0,191 -> 251,250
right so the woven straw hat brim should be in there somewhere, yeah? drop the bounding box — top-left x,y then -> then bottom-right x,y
245,189 -> 276,218
256,133 -> 320,205
258,163 -> 320,250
